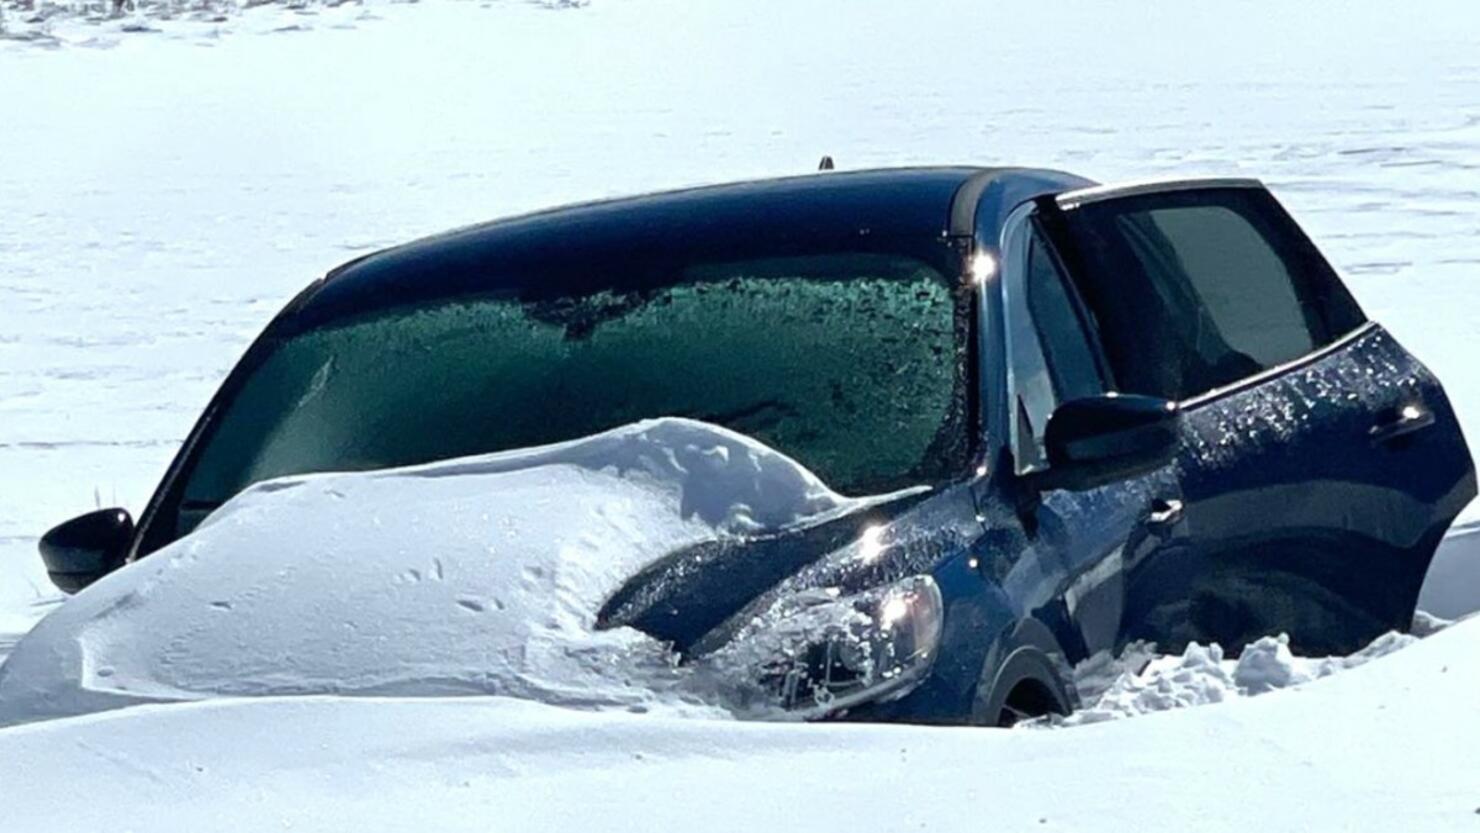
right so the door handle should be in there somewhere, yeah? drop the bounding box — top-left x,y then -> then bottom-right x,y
1370,403 -> 1435,446
1145,498 -> 1183,528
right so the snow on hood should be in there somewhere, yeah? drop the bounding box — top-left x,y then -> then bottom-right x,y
0,418 -> 898,727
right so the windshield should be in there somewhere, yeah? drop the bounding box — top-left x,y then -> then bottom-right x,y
173,251 -> 968,534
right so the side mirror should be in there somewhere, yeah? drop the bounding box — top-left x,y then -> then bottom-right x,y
1033,394 -> 1181,491
39,508 -> 134,594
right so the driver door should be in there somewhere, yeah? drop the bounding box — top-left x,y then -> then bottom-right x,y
994,203 -> 1189,662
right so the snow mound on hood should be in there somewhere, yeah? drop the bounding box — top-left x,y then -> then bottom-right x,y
0,419 -> 890,727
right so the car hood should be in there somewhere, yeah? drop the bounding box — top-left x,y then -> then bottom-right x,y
0,419 -> 908,727
596,489 -> 935,654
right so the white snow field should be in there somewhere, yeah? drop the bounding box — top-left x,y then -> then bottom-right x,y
3,0 -> 1480,622
0,616 -> 1477,832
3,0 -> 1480,829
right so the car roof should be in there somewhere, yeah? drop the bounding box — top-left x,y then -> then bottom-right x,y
283,166 -> 1091,330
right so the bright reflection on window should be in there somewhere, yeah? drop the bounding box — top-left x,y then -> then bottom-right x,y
970,251 -> 999,285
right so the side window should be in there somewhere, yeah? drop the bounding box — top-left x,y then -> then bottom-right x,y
1060,187 -> 1365,401
1003,213 -> 1105,474
1137,206 -> 1312,366
1026,231 -> 1103,407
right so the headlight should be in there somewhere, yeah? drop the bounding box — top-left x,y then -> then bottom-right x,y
713,575 -> 944,718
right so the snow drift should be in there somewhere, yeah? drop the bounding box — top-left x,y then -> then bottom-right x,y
1048,623 -> 1440,727
2,615 -> 1478,833
0,418 -> 903,727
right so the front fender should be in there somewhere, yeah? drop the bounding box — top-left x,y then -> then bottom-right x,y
840,550 -> 1077,724
973,617 -> 1078,724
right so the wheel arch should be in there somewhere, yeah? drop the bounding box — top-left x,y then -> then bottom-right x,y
973,616 -> 1077,725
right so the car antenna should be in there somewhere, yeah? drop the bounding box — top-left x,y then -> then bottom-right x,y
818,155 -> 835,171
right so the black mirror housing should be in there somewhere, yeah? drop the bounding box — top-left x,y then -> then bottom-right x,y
39,508 -> 134,594
1035,394 -> 1181,491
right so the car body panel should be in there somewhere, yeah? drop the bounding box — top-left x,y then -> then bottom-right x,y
1138,323 -> 1477,655
983,196 -> 1190,670
291,167 -> 983,334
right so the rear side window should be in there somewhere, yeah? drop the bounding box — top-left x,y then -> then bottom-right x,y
1058,187 -> 1365,401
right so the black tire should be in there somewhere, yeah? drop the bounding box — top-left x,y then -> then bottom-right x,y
978,646 -> 1074,727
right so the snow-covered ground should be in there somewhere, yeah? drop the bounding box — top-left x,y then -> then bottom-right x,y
3,1 -> 1480,828
2,613 -> 1478,832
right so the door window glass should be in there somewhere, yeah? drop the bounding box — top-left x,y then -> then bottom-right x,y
1060,187 -> 1365,401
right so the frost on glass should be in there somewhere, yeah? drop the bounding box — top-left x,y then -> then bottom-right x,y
1178,326 -> 1427,471
182,254 -> 965,515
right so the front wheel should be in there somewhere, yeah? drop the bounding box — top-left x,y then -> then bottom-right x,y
977,646 -> 1074,727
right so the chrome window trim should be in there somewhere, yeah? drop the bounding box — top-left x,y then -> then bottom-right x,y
996,202 -> 1049,475
1056,177 -> 1265,210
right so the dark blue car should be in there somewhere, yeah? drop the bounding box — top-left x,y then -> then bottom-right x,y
40,167 -> 1476,725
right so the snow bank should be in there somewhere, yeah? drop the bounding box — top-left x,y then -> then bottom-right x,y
0,418 -> 896,727
1051,627 -> 1429,727
2,612 -> 1478,833
1420,521 -> 1480,619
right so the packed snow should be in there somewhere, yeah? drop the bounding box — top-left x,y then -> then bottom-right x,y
1048,626 -> 1429,727
3,0 -> 1480,829
1,615 -> 1478,832
0,418 -> 920,726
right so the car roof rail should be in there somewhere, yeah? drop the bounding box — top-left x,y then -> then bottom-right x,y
1056,177 -> 1264,209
